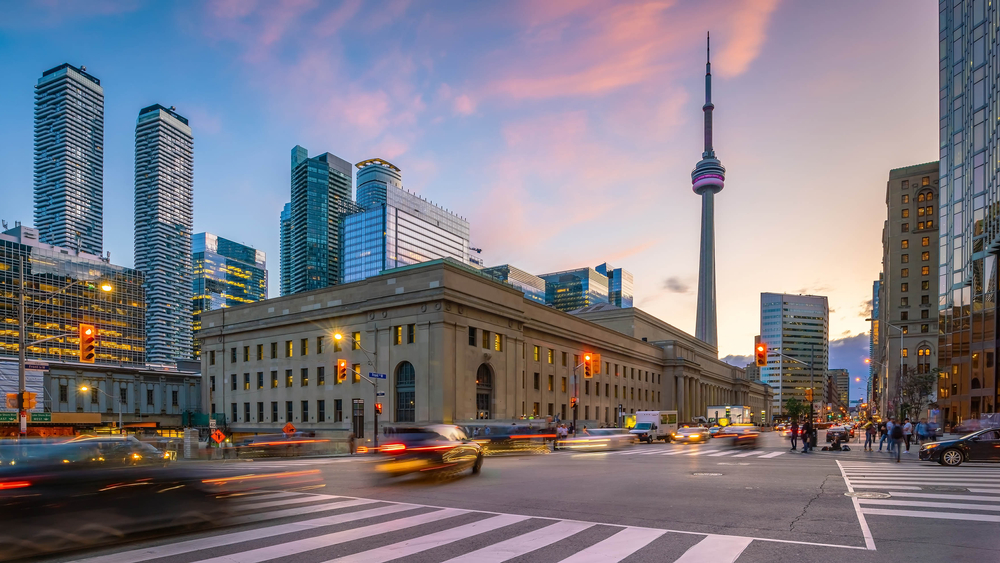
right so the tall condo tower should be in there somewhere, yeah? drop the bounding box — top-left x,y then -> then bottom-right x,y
279,202 -> 292,296
134,104 -> 194,364
691,33 -> 725,348
33,64 -> 105,255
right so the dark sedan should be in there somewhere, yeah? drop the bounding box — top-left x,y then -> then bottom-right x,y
376,425 -> 483,478
826,426 -> 851,443
919,428 -> 1000,466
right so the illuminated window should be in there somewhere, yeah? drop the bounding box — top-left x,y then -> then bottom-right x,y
271,371 -> 277,388
901,254 -> 909,263
548,349 -> 554,364
494,334 -> 502,352
301,368 -> 308,386
352,364 -> 361,383
901,348 -> 908,357
902,209 -> 909,218
256,344 -> 263,360
285,341 -> 292,357
900,297 -> 908,306
921,266 -> 930,275
922,252 -> 930,261
533,346 -> 540,361
901,240 -> 909,249
286,370 -> 293,387
922,237 -> 930,247
300,339 -> 308,356
561,377 -> 567,392
317,366 -> 325,385
901,268 -> 909,277
352,332 -> 360,350
482,330 -> 489,349
901,283 -> 908,292
921,176 -> 930,186
548,374 -> 554,391
901,223 -> 909,232
902,194 -> 909,203
394,326 -> 403,346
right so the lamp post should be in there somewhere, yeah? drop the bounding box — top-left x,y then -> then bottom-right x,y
16,255 -> 112,435
80,384 -> 123,434
866,318 -> 904,417
334,332 -> 380,449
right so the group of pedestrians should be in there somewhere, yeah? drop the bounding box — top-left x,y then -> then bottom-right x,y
788,420 -> 815,453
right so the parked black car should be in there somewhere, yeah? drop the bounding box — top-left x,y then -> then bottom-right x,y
919,427 -> 1000,466
825,426 -> 851,443
376,424 -> 483,478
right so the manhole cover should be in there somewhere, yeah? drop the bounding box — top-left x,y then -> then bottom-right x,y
922,486 -> 968,493
692,472 -> 723,476
845,492 -> 891,499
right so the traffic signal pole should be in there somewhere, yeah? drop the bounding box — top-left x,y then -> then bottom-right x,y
17,257 -> 26,435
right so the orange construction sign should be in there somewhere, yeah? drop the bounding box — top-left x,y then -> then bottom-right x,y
283,422 -> 296,435
211,429 -> 226,444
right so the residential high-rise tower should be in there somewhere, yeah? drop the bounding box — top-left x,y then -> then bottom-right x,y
134,104 -> 194,364
33,64 -> 104,255
279,202 -> 292,296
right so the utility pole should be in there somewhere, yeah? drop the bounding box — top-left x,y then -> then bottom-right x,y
18,256 -> 26,436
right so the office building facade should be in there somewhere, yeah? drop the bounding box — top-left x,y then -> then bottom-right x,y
342,158 -> 470,283
279,202 -> 292,296
869,277 -> 881,405
595,263 -> 634,308
759,293 -> 829,417
937,1 -> 1000,424
134,104 -> 194,365
33,64 -> 105,255
830,368 -> 849,410
192,233 -> 267,357
1,225 -> 145,366
540,268 -> 610,312
877,163 -> 940,418
289,146 -> 353,294
482,265 -> 546,304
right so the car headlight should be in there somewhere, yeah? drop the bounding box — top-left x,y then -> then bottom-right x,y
923,443 -> 939,449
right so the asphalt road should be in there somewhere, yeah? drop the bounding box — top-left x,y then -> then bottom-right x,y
36,431 -> 1000,563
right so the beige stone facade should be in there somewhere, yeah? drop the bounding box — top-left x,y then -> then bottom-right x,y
198,260 -> 772,444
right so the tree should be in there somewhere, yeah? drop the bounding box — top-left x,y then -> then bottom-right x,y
899,367 -> 937,420
785,397 -> 808,423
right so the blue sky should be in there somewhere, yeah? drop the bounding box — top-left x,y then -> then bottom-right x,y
0,1 -> 939,402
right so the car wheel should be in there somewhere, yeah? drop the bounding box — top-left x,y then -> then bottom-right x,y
472,454 -> 483,475
939,449 -> 964,467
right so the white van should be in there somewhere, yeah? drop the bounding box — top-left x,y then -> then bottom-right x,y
630,410 -> 678,442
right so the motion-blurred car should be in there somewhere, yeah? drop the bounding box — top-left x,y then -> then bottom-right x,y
919,428 -> 1000,466
629,422 -> 658,444
63,435 -> 171,466
825,426 -> 851,443
466,424 -> 553,455
558,428 -> 636,451
715,425 -> 759,448
708,426 -> 723,438
376,425 -> 483,478
236,433 -> 331,459
672,426 -> 707,443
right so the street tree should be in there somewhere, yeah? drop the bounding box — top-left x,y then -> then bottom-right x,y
785,397 -> 808,423
899,367 -> 937,420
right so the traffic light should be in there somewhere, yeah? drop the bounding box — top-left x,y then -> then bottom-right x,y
337,359 -> 348,384
805,388 -> 813,401
79,324 -> 96,363
583,354 -> 593,378
21,392 -> 36,409
570,397 -> 578,409
755,343 -> 767,367
592,353 -> 601,374
374,403 -> 383,415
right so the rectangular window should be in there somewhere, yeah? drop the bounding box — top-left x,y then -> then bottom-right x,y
352,399 -> 364,438
231,403 -> 237,423
921,324 -> 929,333
300,338 -> 308,356
615,385 -> 619,398
921,251 -> 930,261
286,401 -> 293,422
574,354 -> 580,366
533,402 -> 540,416
901,254 -> 909,263
548,374 -> 554,391
922,280 -> 930,290
257,402 -> 264,422
230,348 -> 237,363
301,400 -> 309,422
596,382 -> 600,396
256,344 -> 263,360
901,283 -> 908,292
271,342 -> 277,359
394,326 -> 403,345
244,402 -> 249,421
469,327 -> 476,346
271,402 -> 278,422
316,337 -> 323,354
922,176 -> 929,186
901,268 -> 909,277
352,332 -> 360,350
901,240 -> 909,249
231,375 -> 236,391
494,334 -> 502,352
901,311 -> 908,320
561,403 -> 566,420
921,266 -> 930,275
921,294 -> 930,305
921,309 -> 929,319
257,372 -> 264,389
352,364 -> 361,384
209,350 -> 216,365
901,194 -> 909,203
482,330 -> 490,349
59,384 -> 67,402
407,324 -> 415,344
901,180 -> 908,189
547,349 -> 554,364
318,400 -> 326,422
605,383 -> 609,396
334,399 -> 343,422
585,380 -> 590,395
561,377 -> 567,393
334,338 -> 342,353
286,369 -> 293,387
922,237 -> 930,247
317,366 -> 326,385
534,373 -> 540,390
561,352 -> 567,366
533,346 -> 540,361
285,341 -> 293,357
901,297 -> 908,306
901,223 -> 909,232
585,406 -> 590,419
244,373 -> 250,390
243,346 -> 249,362
902,208 -> 909,218
547,403 -> 554,416
271,371 -> 278,388
301,368 -> 309,386
901,326 -> 908,334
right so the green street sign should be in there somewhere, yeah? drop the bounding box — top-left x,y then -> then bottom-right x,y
0,413 -> 16,422
30,413 -> 51,423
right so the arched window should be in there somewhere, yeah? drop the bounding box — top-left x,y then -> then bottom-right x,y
395,362 -> 415,422
916,344 -> 932,374
476,364 -> 493,420
972,377 -> 982,389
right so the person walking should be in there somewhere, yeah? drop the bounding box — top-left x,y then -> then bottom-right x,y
890,420 -> 905,462
864,420 -> 876,451
916,418 -> 928,446
790,420 -> 799,451
903,418 -> 914,452
801,420 -> 814,453
886,419 -> 896,454
348,432 -> 356,456
878,421 -> 888,451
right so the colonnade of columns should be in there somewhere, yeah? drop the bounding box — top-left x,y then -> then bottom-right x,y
676,374 -> 753,422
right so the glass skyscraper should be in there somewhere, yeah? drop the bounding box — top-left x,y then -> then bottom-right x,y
1,225 -> 145,365
134,104 -> 194,365
937,1 -> 1000,423
342,158 -> 470,283
289,146 -> 354,294
482,265 -> 546,304
279,202 -> 291,296
540,268 -> 610,312
595,263 -> 634,308
191,233 -> 267,357
759,293 -> 829,416
33,63 -> 104,255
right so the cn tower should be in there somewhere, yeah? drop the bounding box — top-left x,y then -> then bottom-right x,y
691,32 -> 725,348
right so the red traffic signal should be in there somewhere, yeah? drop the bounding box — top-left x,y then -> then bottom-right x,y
374,403 -> 383,415
570,397 -> 578,409
79,324 -> 96,363
337,359 -> 348,383
754,343 -> 767,367
583,353 -> 593,378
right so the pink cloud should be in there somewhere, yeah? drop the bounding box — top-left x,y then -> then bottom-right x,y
453,94 -> 475,115
713,0 -> 781,78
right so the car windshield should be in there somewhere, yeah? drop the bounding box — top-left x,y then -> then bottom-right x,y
677,428 -> 701,434
632,423 -> 652,430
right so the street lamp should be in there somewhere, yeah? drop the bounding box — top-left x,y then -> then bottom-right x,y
865,318 -> 904,417
16,254 -> 112,435
333,332 -> 381,448
79,384 -> 123,434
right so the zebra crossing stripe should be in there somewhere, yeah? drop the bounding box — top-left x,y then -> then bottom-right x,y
233,494 -> 349,511
556,526 -> 665,562
442,520 -> 594,563
861,508 -> 1000,522
686,449 -> 720,456
330,513 -> 529,563
707,450 -> 738,457
757,451 -> 785,459
190,508 -> 470,563
675,534 -> 754,563
660,449 -> 689,455
229,498 -> 379,525
857,499 -> 1000,512
886,491 -> 1000,502
732,451 -> 758,457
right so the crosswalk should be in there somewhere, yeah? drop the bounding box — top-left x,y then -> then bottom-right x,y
838,461 -> 1000,525
602,445 -> 785,459
66,490 -> 855,563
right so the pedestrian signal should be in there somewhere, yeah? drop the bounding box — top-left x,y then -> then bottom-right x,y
805,388 -> 813,401
570,397 -> 578,409
337,359 -> 348,383
754,343 -> 767,367
79,323 -> 96,363
374,403 -> 383,415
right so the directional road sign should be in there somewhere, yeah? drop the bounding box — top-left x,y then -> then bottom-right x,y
369,372 -> 387,380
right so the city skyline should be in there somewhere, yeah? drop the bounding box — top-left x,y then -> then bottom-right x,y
0,2 -> 939,398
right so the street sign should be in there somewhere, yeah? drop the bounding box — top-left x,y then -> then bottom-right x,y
369,372 -> 387,380
211,429 -> 226,444
376,391 -> 385,397
0,413 -> 16,422
209,418 -> 217,429
283,422 -> 296,434
30,413 -> 51,423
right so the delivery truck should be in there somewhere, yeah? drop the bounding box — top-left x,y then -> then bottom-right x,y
630,410 -> 678,442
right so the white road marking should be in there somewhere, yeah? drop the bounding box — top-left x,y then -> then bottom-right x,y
861,508 -> 1000,522
674,534 -> 754,563
229,498 -> 379,525
732,451 -> 759,458
707,450 -> 738,457
857,499 -> 1000,511
887,491 -> 1000,501
686,449 -> 720,456
442,520 -> 594,563
556,527 -> 665,563
757,451 -> 785,459
835,460 -> 877,551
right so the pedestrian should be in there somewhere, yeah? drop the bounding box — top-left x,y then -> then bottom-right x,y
348,432 -> 356,455
903,418 -> 913,452
790,420 -> 799,451
801,420 -> 813,453
886,419 -> 896,453
878,420 -> 888,451
890,419 -> 905,462
916,418 -> 928,446
864,421 -> 876,451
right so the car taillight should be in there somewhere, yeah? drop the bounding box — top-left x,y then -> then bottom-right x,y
0,481 -> 31,490
381,443 -> 406,453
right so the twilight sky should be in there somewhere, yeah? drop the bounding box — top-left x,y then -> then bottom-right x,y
0,1 -> 939,403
